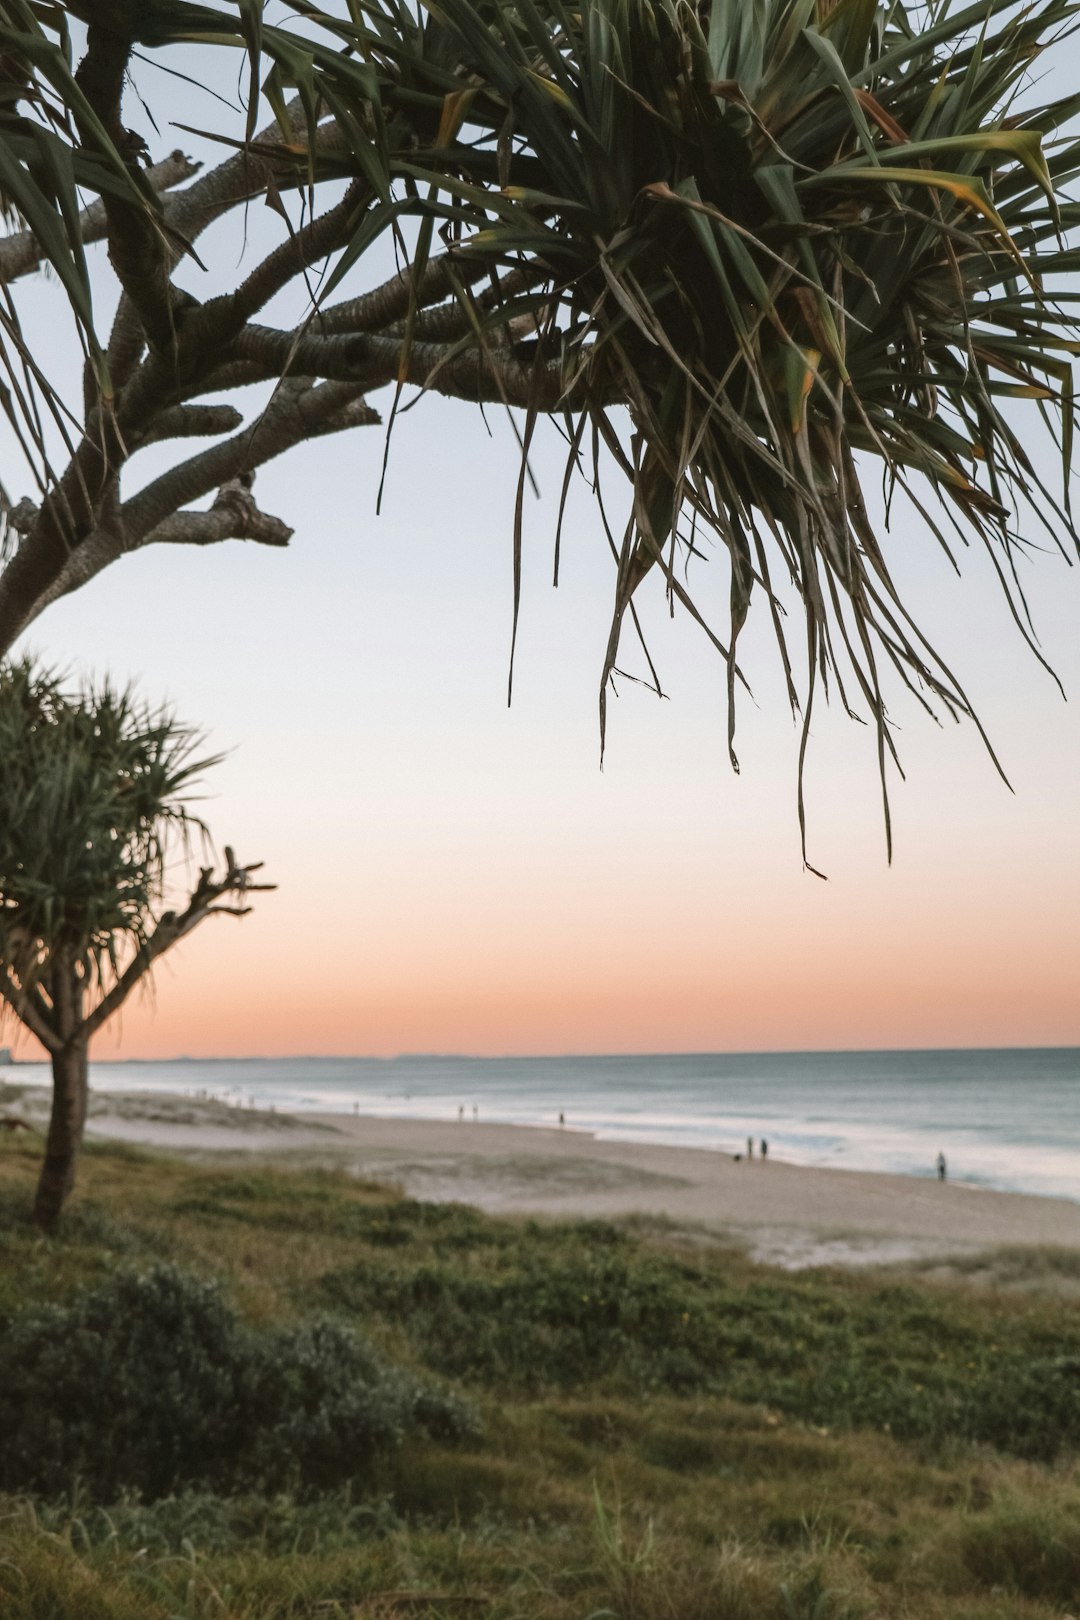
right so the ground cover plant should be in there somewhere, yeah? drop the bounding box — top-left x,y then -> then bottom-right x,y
1,1133 -> 1080,1618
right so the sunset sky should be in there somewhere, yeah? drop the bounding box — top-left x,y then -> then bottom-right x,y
15,387 -> 1077,1061
6,42 -> 1080,1062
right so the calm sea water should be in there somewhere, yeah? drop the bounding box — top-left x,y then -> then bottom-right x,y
3,1047 -> 1078,1201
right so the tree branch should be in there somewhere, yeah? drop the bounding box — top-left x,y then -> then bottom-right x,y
83,853 -> 274,1042
318,252 -> 497,334
232,322 -> 569,406
123,380 -> 380,539
22,476 -> 290,617
400,272 -> 543,343
150,477 -> 292,547
0,967 -> 62,1055
104,294 -> 149,395
230,180 -> 371,326
167,99 -> 317,249
18,395 -> 378,624
179,360 -> 279,397
0,89 -> 571,654
0,151 -> 200,287
141,404 -> 245,444
0,339 -> 199,650
73,14 -> 182,354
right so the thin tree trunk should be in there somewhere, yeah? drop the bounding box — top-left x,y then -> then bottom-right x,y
33,1038 -> 89,1231
33,959 -> 88,1232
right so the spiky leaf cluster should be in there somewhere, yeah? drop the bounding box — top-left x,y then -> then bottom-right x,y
394,0 -> 1080,853
2,0 -> 1079,850
0,659 -> 215,997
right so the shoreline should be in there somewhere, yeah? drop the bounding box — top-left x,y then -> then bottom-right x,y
7,1082 -> 1080,1272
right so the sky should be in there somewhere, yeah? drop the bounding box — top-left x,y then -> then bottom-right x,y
5,26 -> 1080,1061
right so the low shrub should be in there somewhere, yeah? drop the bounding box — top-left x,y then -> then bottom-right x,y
0,1264 -> 477,1501
322,1247 -> 718,1390
952,1491 -> 1080,1603
320,1233 -> 1080,1459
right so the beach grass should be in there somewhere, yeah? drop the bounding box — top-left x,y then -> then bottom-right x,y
1,1135 -> 1079,1618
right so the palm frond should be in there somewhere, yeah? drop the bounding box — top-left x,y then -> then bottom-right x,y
374,0 -> 1080,858
0,658 -> 219,998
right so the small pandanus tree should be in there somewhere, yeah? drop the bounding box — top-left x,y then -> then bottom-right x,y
0,660 -> 272,1229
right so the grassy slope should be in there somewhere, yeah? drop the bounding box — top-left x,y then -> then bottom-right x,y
1,1135 -> 1079,1620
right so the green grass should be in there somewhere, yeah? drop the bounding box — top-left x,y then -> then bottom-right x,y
1,1136 -> 1079,1619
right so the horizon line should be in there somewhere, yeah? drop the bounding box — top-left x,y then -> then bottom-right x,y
6,1040 -> 1077,1066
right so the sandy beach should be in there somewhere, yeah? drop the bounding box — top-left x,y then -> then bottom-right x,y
5,1080 -> 1078,1273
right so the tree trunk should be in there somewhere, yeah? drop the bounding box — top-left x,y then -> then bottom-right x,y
33,955 -> 88,1232
33,1036 -> 89,1231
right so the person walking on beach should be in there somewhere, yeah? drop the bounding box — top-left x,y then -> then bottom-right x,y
760,1138 -> 768,1160
936,1151 -> 947,1182
746,1136 -> 754,1159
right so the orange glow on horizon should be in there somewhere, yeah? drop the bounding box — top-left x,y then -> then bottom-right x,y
10,863 -> 1074,1063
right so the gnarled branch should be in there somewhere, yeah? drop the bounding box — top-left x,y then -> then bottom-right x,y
18,393 -> 379,625
124,380 -> 379,538
151,477 -> 292,548
83,852 -> 275,1042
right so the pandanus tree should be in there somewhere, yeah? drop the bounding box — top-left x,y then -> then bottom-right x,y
0,660 -> 271,1229
0,0 -> 1079,850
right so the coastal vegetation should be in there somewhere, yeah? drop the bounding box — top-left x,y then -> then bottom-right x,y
1,1130 -> 1079,1619
0,662 -> 271,1229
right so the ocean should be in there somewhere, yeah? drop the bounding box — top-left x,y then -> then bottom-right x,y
3,1047 -> 1078,1202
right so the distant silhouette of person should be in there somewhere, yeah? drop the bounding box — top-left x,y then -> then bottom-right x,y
937,1151 -> 947,1182
472,1104 -> 478,1122
746,1136 -> 754,1159
760,1138 -> 768,1160
558,1111 -> 565,1127
458,1105 -> 464,1122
